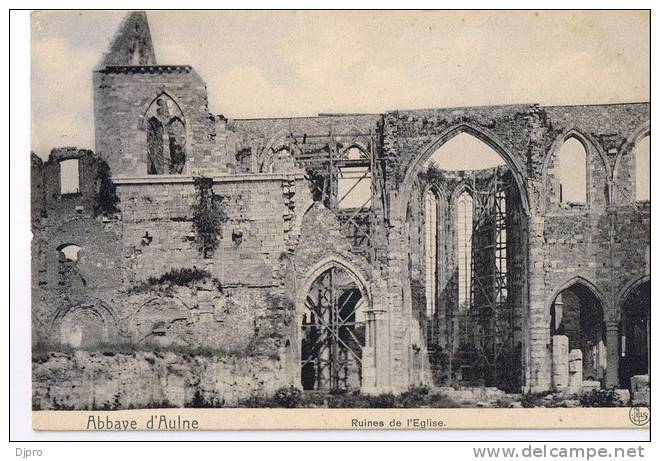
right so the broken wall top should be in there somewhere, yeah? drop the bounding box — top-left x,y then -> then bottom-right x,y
98,11 -> 156,68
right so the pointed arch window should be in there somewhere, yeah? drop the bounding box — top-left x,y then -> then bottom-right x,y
634,135 -> 650,202
558,137 -> 588,205
167,117 -> 186,174
144,94 -> 186,175
425,190 -> 438,317
457,192 -> 473,310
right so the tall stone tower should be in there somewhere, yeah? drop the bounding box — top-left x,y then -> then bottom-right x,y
93,11 -> 218,177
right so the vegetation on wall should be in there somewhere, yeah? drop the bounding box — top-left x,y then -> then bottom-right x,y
305,166 -> 333,209
192,177 -> 228,258
236,385 -> 462,408
417,162 -> 445,185
127,267 -> 222,294
94,159 -> 120,216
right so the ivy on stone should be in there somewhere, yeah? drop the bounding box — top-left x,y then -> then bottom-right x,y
192,176 -> 227,258
94,159 -> 120,217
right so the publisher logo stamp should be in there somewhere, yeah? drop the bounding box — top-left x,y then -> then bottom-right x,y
629,406 -> 650,426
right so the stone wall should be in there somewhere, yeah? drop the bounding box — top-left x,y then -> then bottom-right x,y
93,66 -> 219,177
31,149 -> 123,344
115,174 -> 302,287
33,351 -> 286,409
379,102 -> 649,392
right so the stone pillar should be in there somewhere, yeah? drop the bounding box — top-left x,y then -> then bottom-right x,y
368,306 -> 391,393
361,346 -> 376,388
568,349 -> 583,394
552,294 -> 563,331
361,310 -> 377,389
605,322 -> 620,388
551,335 -> 569,391
527,215 -> 551,392
383,224 -> 408,392
631,374 -> 650,406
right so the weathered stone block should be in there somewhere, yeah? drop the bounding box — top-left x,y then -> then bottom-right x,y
568,349 -> 583,394
631,374 -> 650,406
552,335 -> 569,391
613,389 -> 631,406
579,380 -> 601,394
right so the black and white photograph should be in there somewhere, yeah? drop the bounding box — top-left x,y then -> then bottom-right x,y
9,6 -> 653,445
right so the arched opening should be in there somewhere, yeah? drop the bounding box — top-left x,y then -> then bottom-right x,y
60,307 -> 107,348
129,40 -> 141,65
456,191 -> 473,311
557,137 -> 588,206
144,94 -> 186,175
147,117 -> 164,175
551,283 -> 607,383
259,146 -> 295,173
412,130 -> 527,390
343,145 -> 368,161
260,150 -> 276,174
167,117 -> 186,174
58,244 -> 80,262
300,265 -> 367,391
619,280 -> 650,389
133,297 -> 193,347
635,135 -> 650,202
57,244 -> 85,288
424,189 -> 439,318
59,159 -> 80,194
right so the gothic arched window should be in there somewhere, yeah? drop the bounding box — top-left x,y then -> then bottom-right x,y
167,117 -> 186,174
457,192 -> 473,310
425,190 -> 438,317
147,117 -> 164,175
558,137 -> 588,205
144,94 -> 186,175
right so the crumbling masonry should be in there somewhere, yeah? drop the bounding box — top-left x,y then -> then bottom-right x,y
31,12 -> 650,408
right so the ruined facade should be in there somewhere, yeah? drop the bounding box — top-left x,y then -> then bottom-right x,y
31,12 -> 650,407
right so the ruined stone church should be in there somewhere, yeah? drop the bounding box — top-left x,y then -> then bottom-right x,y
32,12 -> 650,408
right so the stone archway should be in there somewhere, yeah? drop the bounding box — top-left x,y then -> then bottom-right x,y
53,298 -> 119,348
132,296 -> 193,347
297,259 -> 371,391
396,122 -> 531,222
619,279 -> 650,389
401,125 -> 529,391
550,279 -> 608,387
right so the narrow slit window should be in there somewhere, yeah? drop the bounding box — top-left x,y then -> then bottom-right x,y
495,189 -> 507,303
457,192 -> 473,310
60,159 -> 80,194
425,190 -> 438,317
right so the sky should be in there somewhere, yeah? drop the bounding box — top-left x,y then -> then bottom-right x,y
31,10 -> 649,159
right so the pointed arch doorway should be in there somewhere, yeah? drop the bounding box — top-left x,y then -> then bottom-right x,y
619,280 -> 650,389
300,265 -> 368,391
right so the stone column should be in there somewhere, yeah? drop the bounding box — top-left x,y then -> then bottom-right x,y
367,308 -> 390,393
361,310 -> 377,389
568,349 -> 583,394
551,335 -> 569,392
527,215 -> 551,392
605,321 -> 620,388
